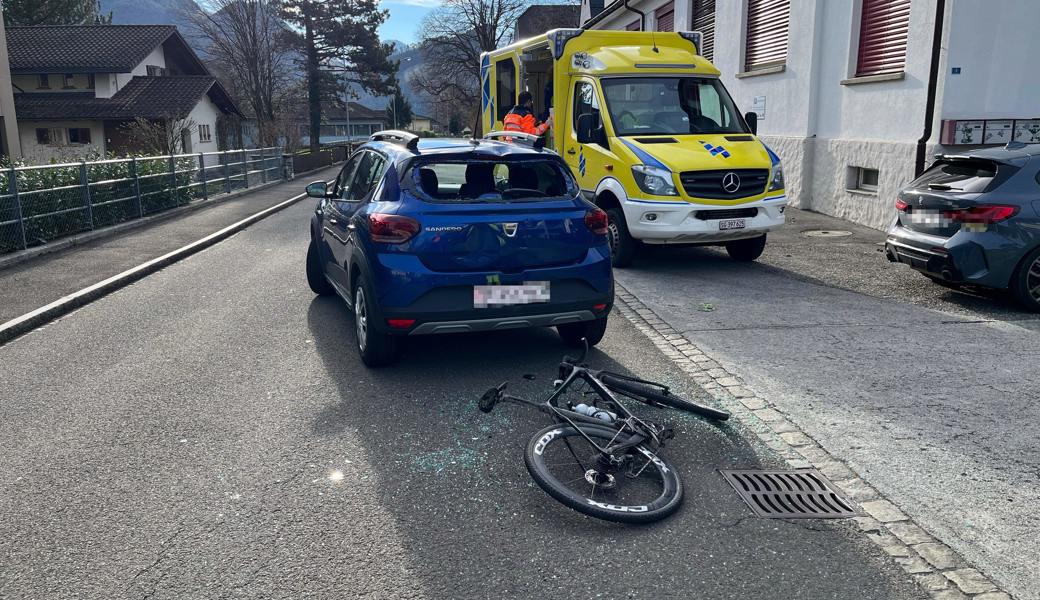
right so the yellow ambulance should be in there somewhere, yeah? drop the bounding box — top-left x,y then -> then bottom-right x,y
480,29 -> 786,266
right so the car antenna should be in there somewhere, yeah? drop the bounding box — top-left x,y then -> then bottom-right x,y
623,0 -> 657,52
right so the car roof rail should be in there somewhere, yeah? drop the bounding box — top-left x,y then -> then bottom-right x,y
370,130 -> 420,152
483,131 -> 546,150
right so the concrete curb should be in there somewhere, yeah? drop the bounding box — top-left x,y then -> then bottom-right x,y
612,283 -> 1013,600
0,183 -> 327,348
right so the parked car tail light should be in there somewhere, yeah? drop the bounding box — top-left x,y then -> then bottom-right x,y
895,199 -> 909,212
585,208 -> 609,235
386,319 -> 416,329
370,214 -> 420,243
941,205 -> 1019,224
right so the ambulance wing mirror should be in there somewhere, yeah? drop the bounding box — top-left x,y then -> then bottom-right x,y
576,113 -> 606,146
744,111 -> 758,135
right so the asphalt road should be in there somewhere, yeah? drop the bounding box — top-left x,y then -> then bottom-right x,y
616,208 -> 1040,600
0,200 -> 925,599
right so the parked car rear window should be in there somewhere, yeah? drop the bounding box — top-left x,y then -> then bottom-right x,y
910,159 -> 998,193
413,160 -> 577,203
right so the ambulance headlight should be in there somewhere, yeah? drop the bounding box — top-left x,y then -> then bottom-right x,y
768,161 -> 785,191
631,165 -> 677,196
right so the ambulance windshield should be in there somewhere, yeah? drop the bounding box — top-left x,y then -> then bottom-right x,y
601,77 -> 748,136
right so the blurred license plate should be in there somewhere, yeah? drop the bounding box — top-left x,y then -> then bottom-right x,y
474,282 -> 550,308
719,219 -> 746,230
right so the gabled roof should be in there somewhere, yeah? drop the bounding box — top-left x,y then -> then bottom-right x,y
323,102 -> 385,122
6,25 -> 207,75
14,76 -> 241,120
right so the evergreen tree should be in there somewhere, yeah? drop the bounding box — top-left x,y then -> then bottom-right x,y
280,0 -> 396,152
3,0 -> 108,25
385,89 -> 413,130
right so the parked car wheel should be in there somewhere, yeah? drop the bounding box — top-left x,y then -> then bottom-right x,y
606,208 -> 636,268
1011,246 -> 1040,312
353,276 -> 400,367
306,238 -> 335,296
726,235 -> 766,262
557,315 -> 608,348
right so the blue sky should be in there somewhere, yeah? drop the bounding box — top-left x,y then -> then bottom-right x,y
379,1 -> 439,45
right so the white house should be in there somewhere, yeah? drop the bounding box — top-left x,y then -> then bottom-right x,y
579,0 -> 1040,230
6,25 -> 241,163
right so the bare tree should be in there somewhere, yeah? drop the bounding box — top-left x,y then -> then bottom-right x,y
412,0 -> 532,131
186,0 -> 299,146
120,117 -> 198,156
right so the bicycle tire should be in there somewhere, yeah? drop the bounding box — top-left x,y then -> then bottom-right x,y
524,424 -> 683,524
600,374 -> 730,421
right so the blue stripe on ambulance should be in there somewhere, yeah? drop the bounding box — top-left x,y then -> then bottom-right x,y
618,139 -> 668,170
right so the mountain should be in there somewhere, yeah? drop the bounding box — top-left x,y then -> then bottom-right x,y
99,0 -> 200,31
347,43 -> 428,118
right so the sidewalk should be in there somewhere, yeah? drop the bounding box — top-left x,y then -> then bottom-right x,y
0,165 -> 341,325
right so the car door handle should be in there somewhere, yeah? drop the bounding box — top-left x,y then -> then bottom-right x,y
567,148 -> 577,155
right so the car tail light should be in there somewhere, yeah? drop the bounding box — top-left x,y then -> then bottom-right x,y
895,199 -> 909,212
592,303 -> 607,311
370,214 -> 420,243
386,319 -> 415,329
941,205 -> 1018,224
585,208 -> 608,235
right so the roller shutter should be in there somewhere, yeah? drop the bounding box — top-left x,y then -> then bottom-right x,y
744,0 -> 790,71
856,0 -> 912,76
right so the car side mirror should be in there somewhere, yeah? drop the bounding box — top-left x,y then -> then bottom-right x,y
744,111 -> 758,135
576,113 -> 608,147
306,181 -> 329,198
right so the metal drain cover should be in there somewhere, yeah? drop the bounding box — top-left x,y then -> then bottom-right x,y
803,229 -> 853,238
721,469 -> 861,519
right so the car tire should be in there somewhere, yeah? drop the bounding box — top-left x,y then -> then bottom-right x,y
606,208 -> 636,268
306,238 -> 335,296
557,315 -> 608,348
1010,246 -> 1040,312
353,275 -> 400,367
726,235 -> 767,262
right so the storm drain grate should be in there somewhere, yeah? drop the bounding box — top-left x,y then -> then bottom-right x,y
720,469 -> 861,519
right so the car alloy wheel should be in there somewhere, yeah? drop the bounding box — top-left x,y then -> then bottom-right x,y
355,286 -> 368,351
607,220 -> 621,256
1028,255 -> 1040,303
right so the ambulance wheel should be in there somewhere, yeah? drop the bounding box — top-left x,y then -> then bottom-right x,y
606,208 -> 636,268
726,235 -> 766,262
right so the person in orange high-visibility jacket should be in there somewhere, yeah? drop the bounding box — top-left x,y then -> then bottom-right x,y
503,91 -> 553,136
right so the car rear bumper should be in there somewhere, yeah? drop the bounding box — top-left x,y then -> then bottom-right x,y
621,195 -> 787,244
884,224 -> 1023,288
408,309 -> 600,335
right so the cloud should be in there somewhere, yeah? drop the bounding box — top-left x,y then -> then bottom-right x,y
381,0 -> 443,7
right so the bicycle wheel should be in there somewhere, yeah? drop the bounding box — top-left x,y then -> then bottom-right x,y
600,374 -> 730,421
524,424 -> 683,524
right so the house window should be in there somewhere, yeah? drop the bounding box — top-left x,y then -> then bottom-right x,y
198,124 -> 213,143
67,128 -> 92,144
848,167 -> 880,193
494,58 -> 516,120
36,128 -> 64,145
146,65 -> 165,77
63,74 -> 75,89
692,0 -> 716,61
37,74 -> 50,89
626,19 -> 641,31
855,0 -> 911,77
87,74 -> 95,89
745,0 -> 791,71
655,2 -> 674,32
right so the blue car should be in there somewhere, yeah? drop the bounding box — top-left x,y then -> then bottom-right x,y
305,131 -> 614,366
885,142 -> 1040,311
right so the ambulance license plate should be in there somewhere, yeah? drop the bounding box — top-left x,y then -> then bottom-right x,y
474,282 -> 550,308
719,219 -> 747,230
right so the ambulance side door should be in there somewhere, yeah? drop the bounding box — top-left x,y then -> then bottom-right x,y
565,78 -> 615,198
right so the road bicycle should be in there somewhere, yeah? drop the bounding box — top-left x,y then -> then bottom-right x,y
477,341 -> 730,524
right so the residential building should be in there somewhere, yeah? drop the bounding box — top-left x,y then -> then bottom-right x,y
579,0 -> 1040,230
515,5 -> 581,40
6,25 -> 241,163
406,114 -> 443,134
310,102 -> 387,143
0,18 -> 19,160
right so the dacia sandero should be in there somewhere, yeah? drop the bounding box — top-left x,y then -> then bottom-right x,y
304,131 -> 614,366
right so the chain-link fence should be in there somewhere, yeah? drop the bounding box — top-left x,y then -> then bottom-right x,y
0,147 -> 285,255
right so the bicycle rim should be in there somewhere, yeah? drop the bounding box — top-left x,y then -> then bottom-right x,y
524,424 -> 683,524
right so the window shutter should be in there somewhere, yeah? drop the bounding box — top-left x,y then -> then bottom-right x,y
626,19 -> 641,30
856,0 -> 911,76
744,0 -> 791,71
655,2 -> 674,32
692,0 -> 716,61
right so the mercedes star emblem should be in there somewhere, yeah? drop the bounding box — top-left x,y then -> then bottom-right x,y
721,172 -> 741,194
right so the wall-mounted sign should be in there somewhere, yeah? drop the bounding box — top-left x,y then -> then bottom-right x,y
752,95 -> 766,120
983,120 -> 1014,144
1014,120 -> 1040,143
941,119 -> 1040,145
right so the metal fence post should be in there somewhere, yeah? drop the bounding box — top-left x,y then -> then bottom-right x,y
8,167 -> 27,250
131,158 -> 143,217
242,150 -> 250,189
223,150 -> 231,194
80,161 -> 95,230
167,154 -> 177,195
260,147 -> 267,183
198,153 -> 208,202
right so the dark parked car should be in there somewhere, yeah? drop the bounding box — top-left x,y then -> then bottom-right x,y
305,131 -> 614,366
885,142 -> 1040,311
